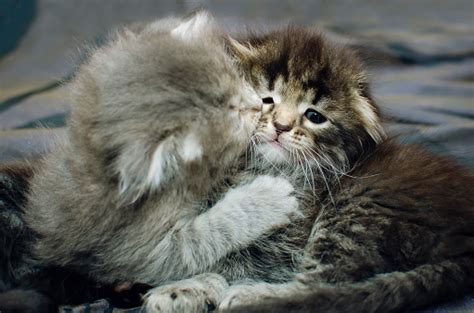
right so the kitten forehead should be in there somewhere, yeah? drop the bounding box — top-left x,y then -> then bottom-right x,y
256,76 -> 283,104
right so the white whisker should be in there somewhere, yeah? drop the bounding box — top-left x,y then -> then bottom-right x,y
298,148 -> 319,202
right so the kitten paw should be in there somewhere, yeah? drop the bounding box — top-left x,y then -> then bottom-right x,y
145,287 -> 212,313
240,175 -> 301,228
144,274 -> 227,313
218,284 -> 269,310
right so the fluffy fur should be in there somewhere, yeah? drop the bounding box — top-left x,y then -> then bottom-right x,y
6,14 -> 300,312
1,15 -> 473,313
216,27 -> 474,313
144,26 -> 474,313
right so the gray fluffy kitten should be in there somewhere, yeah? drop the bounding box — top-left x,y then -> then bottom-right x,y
24,13 -> 299,294
20,12 -> 473,313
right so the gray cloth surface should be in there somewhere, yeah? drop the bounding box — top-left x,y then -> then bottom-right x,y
1,1 -> 473,312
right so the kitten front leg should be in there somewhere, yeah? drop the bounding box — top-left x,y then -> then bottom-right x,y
199,175 -> 301,248
178,175 -> 300,272
148,175 -> 300,282
145,273 -> 228,313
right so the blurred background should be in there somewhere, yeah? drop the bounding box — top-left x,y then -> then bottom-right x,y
0,0 -> 473,167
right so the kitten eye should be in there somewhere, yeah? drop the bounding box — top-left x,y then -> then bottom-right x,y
304,109 -> 327,124
262,97 -> 274,104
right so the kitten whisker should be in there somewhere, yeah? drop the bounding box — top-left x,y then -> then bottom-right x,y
303,145 -> 350,179
298,144 -> 338,181
303,146 -> 343,191
297,148 -> 318,201
299,146 -> 336,207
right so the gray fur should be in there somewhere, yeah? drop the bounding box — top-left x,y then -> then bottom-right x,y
24,13 -> 299,289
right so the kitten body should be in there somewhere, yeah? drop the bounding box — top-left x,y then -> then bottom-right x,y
218,27 -> 474,313
21,14 -> 298,291
220,141 -> 474,313
146,26 -> 474,313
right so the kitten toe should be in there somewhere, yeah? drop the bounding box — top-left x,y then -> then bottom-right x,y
145,286 -> 209,313
144,274 -> 226,313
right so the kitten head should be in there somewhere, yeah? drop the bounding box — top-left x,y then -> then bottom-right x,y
228,27 -> 385,172
69,12 -> 261,203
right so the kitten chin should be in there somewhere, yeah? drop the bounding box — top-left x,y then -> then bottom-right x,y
255,142 -> 287,164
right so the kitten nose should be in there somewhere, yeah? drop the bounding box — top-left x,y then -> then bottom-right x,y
274,121 -> 292,133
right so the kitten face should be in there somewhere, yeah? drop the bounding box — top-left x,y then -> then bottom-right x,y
70,12 -> 261,202
229,28 -> 385,170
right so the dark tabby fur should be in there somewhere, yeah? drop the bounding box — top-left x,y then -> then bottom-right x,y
0,162 -> 148,312
217,27 -> 474,312
0,162 -> 33,291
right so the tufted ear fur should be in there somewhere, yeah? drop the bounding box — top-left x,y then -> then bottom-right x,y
117,137 -> 177,204
170,11 -> 216,41
116,132 -> 204,204
227,37 -> 258,60
352,90 -> 385,144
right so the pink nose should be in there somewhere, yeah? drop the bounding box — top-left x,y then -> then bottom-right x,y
274,121 -> 292,133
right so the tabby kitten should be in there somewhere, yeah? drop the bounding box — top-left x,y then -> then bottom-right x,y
218,27 -> 474,313
18,13 -> 300,306
144,27 -> 474,313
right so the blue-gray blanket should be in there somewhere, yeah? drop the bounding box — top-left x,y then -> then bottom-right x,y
1,1 -> 472,312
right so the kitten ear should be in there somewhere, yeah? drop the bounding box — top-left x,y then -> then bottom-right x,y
352,90 -> 385,144
179,132 -> 203,163
227,37 -> 257,60
117,138 -> 177,204
171,11 -> 215,41
116,133 -> 203,204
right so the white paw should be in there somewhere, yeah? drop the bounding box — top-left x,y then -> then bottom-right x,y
145,285 -> 213,313
144,274 -> 227,313
246,175 -> 295,193
209,175 -> 300,251
239,175 -> 300,228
